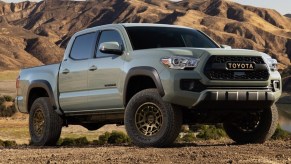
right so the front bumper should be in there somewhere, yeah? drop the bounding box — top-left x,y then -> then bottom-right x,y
191,90 -> 275,111
159,68 -> 281,109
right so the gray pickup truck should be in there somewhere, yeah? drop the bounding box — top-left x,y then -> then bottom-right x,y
16,23 -> 281,147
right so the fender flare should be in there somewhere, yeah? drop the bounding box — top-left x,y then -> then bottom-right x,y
27,80 -> 57,110
123,66 -> 165,106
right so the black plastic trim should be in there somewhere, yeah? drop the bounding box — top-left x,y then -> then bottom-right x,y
123,66 -> 165,106
27,80 -> 57,110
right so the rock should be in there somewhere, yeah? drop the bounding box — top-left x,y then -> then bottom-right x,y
0,0 -> 290,70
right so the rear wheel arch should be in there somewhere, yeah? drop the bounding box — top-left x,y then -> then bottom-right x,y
124,67 -> 165,106
27,80 -> 56,113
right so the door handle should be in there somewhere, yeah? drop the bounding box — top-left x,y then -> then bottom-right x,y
89,65 -> 97,71
62,68 -> 70,74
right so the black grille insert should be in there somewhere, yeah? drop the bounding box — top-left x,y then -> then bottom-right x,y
204,56 -> 269,81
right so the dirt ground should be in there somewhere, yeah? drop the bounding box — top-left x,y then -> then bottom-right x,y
0,140 -> 290,163
1,116 -> 291,164
1,115 -> 291,164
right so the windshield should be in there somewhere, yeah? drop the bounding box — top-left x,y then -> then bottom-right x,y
125,27 -> 219,50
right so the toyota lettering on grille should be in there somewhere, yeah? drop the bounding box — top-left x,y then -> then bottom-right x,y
226,62 -> 255,70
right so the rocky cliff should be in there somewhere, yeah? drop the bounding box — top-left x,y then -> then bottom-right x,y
0,0 -> 290,71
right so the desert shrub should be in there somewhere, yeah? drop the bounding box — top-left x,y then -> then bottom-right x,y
196,125 -> 227,140
58,137 -> 89,146
0,97 -> 5,105
271,125 -> 291,140
94,131 -> 130,145
56,138 -> 63,146
3,95 -> 13,102
0,139 -> 4,147
0,139 -> 17,147
75,137 -> 89,145
4,140 -> 17,147
60,138 -> 76,146
108,131 -> 130,144
179,132 -> 197,142
97,132 -> 111,145
0,104 -> 16,117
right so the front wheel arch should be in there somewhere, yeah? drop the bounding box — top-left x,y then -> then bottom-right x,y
124,66 -> 165,106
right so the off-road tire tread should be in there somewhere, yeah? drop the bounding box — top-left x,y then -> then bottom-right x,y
224,104 -> 278,144
125,89 -> 182,147
29,97 -> 63,146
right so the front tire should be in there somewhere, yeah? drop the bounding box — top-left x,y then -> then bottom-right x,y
125,89 -> 182,147
223,105 -> 278,144
29,97 -> 63,146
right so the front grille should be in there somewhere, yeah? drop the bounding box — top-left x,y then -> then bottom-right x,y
204,56 -> 269,81
213,56 -> 265,64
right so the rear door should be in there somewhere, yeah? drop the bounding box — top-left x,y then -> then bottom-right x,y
59,32 -> 97,111
87,30 -> 125,110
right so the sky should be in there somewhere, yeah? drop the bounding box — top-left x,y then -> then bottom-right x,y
232,0 -> 290,15
2,0 -> 290,15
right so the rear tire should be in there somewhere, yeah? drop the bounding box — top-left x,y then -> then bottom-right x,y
125,89 -> 182,147
29,97 -> 63,146
223,105 -> 278,144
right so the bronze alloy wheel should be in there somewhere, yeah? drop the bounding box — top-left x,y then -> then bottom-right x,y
224,105 -> 278,144
29,97 -> 63,146
135,102 -> 163,136
33,108 -> 45,137
125,89 -> 182,147
235,113 -> 261,132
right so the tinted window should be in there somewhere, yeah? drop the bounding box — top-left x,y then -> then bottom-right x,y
96,30 -> 123,57
125,27 -> 218,50
70,33 -> 96,60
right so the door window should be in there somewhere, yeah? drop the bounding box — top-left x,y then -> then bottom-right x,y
70,33 -> 96,60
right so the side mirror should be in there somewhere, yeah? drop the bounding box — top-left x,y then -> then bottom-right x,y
221,44 -> 232,50
99,42 -> 123,55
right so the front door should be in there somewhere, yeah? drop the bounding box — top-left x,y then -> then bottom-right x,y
59,32 -> 97,112
87,30 -> 125,110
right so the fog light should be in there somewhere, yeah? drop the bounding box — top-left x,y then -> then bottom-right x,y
272,80 -> 280,91
180,79 -> 206,92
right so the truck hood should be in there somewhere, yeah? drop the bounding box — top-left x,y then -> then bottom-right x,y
131,47 -> 266,58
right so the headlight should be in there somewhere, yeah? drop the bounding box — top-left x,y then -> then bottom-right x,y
161,56 -> 199,70
266,57 -> 278,71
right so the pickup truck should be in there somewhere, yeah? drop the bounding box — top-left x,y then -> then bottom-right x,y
16,23 -> 281,147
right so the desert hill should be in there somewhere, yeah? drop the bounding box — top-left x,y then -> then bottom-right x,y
0,0 -> 290,70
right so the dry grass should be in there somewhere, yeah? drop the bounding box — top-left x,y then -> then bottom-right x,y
0,70 -> 18,97
0,119 -> 29,144
0,81 -> 16,97
0,70 -> 19,81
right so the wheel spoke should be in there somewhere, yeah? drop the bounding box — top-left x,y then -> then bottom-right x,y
135,102 -> 163,136
33,108 -> 45,137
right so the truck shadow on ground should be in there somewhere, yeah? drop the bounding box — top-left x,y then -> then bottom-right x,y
13,142 -> 239,149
